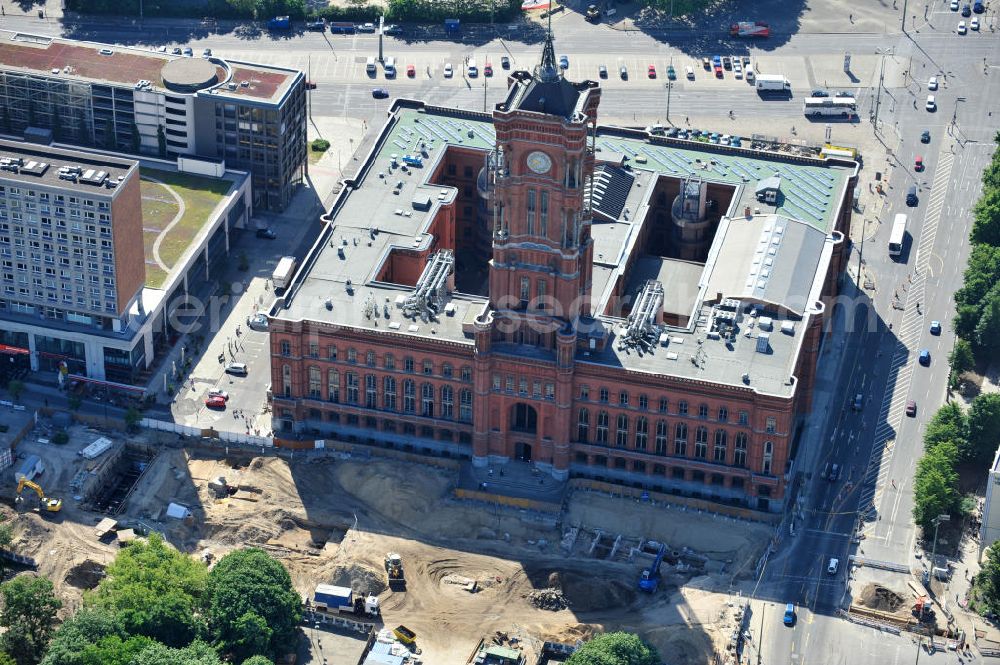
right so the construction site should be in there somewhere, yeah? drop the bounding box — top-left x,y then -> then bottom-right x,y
0,420 -> 777,664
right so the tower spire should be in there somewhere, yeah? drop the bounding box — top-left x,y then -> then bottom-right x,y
535,9 -> 560,83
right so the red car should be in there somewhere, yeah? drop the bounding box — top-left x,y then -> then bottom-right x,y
914,156 -> 924,171
714,65 -> 723,77
906,400 -> 917,417
406,64 -> 415,78
484,62 -> 493,77
647,64 -> 656,78
205,395 -> 227,409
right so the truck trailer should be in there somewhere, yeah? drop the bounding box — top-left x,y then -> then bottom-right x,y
730,21 -> 770,38
271,256 -> 297,290
311,584 -> 380,616
755,75 -> 791,94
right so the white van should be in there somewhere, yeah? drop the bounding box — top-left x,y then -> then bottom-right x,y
366,57 -> 376,75
467,57 -> 478,78
384,56 -> 396,77
827,558 -> 839,575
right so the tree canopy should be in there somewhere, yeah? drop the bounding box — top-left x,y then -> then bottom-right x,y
88,533 -> 207,647
974,543 -> 1000,616
967,393 -> 1000,463
0,576 -> 62,665
913,441 -> 961,533
40,607 -> 123,665
129,641 -> 223,665
565,632 -> 660,665
205,549 -> 301,662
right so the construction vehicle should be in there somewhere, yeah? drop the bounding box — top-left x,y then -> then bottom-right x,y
729,21 -> 770,38
385,552 -> 405,590
311,584 -> 380,616
15,478 -> 62,513
637,543 -> 666,592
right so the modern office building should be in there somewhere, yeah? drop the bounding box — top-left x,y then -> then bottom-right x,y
0,139 -> 252,385
268,36 -> 859,512
0,31 -> 305,210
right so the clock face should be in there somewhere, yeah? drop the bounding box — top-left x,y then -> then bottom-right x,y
526,151 -> 552,175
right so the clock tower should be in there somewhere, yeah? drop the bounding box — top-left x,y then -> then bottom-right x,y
486,31 -> 601,350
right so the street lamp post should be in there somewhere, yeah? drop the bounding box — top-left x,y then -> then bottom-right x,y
665,82 -> 674,125
873,48 -> 892,132
925,513 -> 951,618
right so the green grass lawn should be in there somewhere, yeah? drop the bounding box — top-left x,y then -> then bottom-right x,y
139,168 -> 234,289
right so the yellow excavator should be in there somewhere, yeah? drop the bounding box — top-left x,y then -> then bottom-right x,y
15,478 -> 62,513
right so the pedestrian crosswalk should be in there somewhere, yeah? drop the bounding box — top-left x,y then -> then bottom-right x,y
857,151 -> 954,530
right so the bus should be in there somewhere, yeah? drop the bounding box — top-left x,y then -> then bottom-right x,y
803,97 -> 856,118
888,213 -> 907,257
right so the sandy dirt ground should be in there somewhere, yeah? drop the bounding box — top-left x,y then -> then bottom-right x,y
3,426 -> 772,664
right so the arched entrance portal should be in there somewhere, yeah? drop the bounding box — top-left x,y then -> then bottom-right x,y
514,442 -> 533,462
510,403 -> 537,434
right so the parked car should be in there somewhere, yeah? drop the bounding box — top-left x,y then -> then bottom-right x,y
906,400 -> 917,417
372,87 -> 389,98
205,395 -> 227,409
256,227 -> 277,239
812,89 -> 829,97
484,62 -> 493,77
383,24 -> 403,35
647,64 -> 656,78
305,20 -> 326,31
208,389 -> 229,401
971,17 -> 980,29
950,0 -> 959,9
667,64 -> 676,80
620,65 -> 628,79
930,320 -> 942,334
958,20 -> 967,33
172,47 -> 182,54
686,65 -> 694,79
501,55 -> 511,69
835,91 -> 852,97
202,48 -> 212,57
974,0 -> 985,12
182,47 -> 193,56
722,55 -> 732,70
225,362 -> 248,376
598,64 -> 608,78
926,95 -> 936,111
783,604 -> 796,626
406,64 -> 415,77
248,314 -> 269,331
928,76 -> 938,90
714,63 -> 723,77
444,63 -> 453,78
961,4 -> 971,16
702,57 -> 711,70
919,349 -> 931,366
358,22 -> 377,32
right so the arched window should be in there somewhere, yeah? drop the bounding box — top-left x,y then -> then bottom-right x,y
694,426 -> 708,459
616,414 -> 629,448
635,417 -> 648,451
596,411 -> 609,444
403,380 -> 415,413
713,429 -> 728,462
734,432 -> 748,467
655,421 -> 668,455
421,383 -> 434,417
383,376 -> 396,410
577,409 -> 589,442
674,422 -> 687,456
441,385 -> 454,419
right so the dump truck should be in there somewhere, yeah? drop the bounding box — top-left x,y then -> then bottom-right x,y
271,256 -> 297,290
267,16 -> 291,30
385,552 -> 405,590
311,584 -> 380,616
730,21 -> 770,38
